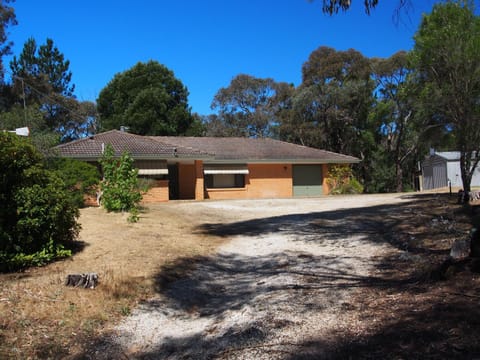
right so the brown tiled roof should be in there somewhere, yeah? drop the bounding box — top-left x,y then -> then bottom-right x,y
54,130 -> 359,163
155,137 -> 359,163
54,130 -> 212,159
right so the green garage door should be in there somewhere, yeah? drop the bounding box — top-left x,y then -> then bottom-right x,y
293,165 -> 323,197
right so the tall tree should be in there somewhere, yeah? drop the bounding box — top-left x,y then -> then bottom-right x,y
411,1 -> 480,192
10,38 -> 75,99
280,46 -> 374,156
369,51 -> 429,192
0,0 -> 16,84
97,61 -> 194,136
211,74 -> 290,138
60,100 -> 98,142
10,37 -> 77,132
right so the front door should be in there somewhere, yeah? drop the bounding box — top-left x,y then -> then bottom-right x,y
168,164 -> 179,200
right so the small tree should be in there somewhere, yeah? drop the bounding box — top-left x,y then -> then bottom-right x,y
99,144 -> 142,221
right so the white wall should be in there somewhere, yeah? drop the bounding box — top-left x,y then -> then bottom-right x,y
446,161 -> 480,188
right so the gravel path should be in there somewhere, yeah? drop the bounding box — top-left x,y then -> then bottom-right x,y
107,195 -> 410,359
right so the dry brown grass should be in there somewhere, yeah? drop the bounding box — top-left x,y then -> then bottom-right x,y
0,204 -> 225,359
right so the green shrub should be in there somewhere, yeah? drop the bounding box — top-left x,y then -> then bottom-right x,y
327,164 -> 364,195
47,157 -> 101,208
99,144 -> 142,220
137,177 -> 157,192
0,132 -> 79,271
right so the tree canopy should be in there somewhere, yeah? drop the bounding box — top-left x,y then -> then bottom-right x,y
280,47 -> 374,154
211,74 -> 291,138
5,37 -> 96,143
0,0 -> 16,84
97,61 -> 195,136
411,0 -> 480,192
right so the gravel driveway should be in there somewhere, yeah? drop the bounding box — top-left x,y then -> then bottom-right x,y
106,194 -> 410,359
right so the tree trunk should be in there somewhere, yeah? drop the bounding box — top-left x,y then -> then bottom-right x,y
396,162 -> 403,193
460,151 -> 472,193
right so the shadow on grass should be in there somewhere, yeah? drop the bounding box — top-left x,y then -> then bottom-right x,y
66,239 -> 89,255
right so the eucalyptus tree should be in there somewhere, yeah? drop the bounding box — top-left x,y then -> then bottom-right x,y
281,46 -> 374,157
411,1 -> 480,192
369,51 -> 427,192
211,74 -> 291,138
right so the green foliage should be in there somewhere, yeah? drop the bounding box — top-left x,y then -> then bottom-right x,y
320,0 -> 378,14
97,60 -> 193,136
10,37 -> 74,100
411,0 -> 480,191
0,0 -> 17,83
0,240 -> 71,271
327,165 -> 364,195
99,144 -> 142,217
47,157 -> 101,208
280,47 -> 375,156
137,177 -> 157,193
127,207 -> 140,223
6,37 -> 96,140
363,149 -> 397,193
0,132 -> 79,271
211,74 -> 291,138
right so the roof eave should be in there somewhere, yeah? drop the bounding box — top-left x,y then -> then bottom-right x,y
57,154 -> 215,161
206,158 -> 360,164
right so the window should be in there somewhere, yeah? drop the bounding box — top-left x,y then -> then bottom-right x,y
205,174 -> 245,189
204,164 -> 248,189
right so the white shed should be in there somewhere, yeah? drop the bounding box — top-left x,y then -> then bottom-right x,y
421,151 -> 480,190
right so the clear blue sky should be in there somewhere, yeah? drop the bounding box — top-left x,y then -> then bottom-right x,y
6,0 -> 438,115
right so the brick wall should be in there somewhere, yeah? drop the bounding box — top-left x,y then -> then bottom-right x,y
141,180 -> 169,203
83,192 -> 100,207
322,164 -> 331,195
206,163 -> 293,200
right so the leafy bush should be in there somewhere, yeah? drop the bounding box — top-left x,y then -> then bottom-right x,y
0,132 -> 79,271
47,157 -> 101,208
99,144 -> 142,219
327,164 -> 364,195
137,177 -> 158,193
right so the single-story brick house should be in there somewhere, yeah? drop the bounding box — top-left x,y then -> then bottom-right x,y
55,130 -> 359,202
